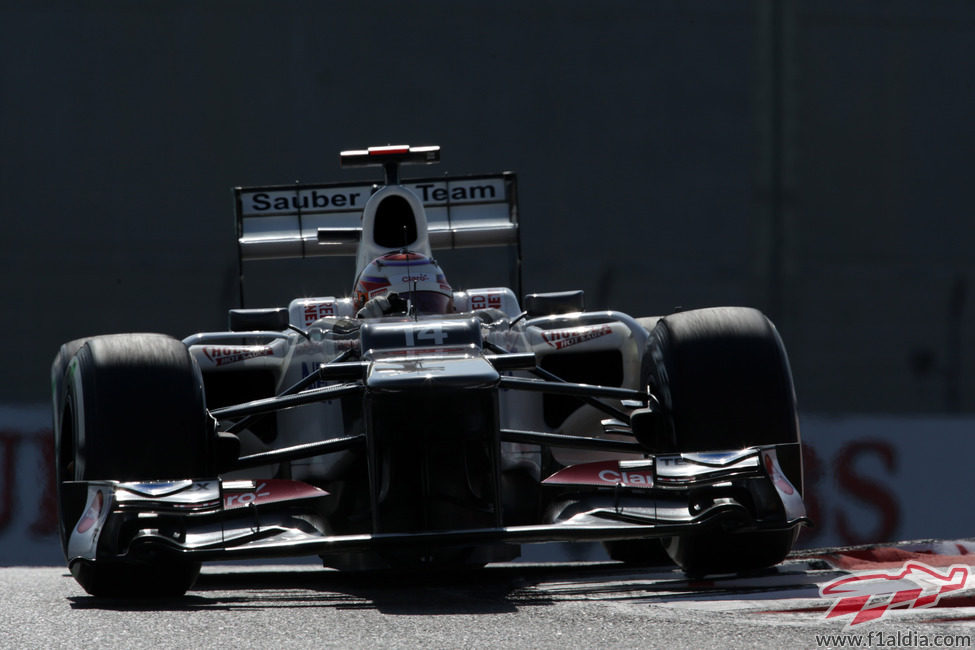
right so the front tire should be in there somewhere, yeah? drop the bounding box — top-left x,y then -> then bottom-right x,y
644,307 -> 802,576
53,333 -> 214,597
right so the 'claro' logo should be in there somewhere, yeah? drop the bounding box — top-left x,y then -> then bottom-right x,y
598,469 -> 653,486
542,461 -> 655,489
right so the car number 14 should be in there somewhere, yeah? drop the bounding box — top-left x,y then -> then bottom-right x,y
404,324 -> 447,346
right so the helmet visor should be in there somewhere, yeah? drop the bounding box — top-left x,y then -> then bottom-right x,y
404,291 -> 452,314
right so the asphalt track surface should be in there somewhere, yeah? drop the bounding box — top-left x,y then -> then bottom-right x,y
5,541 -> 975,649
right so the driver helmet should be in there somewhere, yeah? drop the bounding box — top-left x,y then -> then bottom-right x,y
353,251 -> 454,314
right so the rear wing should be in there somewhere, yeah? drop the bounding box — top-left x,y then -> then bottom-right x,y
234,172 -> 519,261
234,171 -> 521,306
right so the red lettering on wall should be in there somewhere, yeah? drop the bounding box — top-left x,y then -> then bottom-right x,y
834,440 -> 900,545
0,432 -> 17,532
0,429 -> 57,537
798,442 -> 823,543
30,433 -> 57,536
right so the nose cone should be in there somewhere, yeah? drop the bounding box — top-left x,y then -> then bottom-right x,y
367,355 -> 500,391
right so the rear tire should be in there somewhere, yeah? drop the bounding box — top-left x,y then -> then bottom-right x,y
53,333 -> 214,597
644,307 -> 802,576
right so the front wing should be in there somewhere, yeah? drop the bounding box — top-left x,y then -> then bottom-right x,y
66,445 -> 807,568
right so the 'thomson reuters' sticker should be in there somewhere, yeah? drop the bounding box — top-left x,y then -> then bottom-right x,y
541,325 -> 613,350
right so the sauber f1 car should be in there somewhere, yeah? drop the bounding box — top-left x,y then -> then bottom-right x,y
51,145 -> 808,596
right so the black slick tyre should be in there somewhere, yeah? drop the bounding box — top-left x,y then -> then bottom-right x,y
644,307 -> 802,576
53,333 -> 214,597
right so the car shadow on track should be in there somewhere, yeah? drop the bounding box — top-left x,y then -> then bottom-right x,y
67,561 -> 688,614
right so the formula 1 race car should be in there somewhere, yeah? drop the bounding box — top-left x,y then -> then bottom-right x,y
51,145 -> 808,597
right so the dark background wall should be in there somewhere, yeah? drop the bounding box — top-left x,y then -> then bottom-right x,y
2,1 -> 973,413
